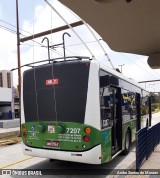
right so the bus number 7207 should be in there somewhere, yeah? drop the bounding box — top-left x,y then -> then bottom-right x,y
66,128 -> 81,134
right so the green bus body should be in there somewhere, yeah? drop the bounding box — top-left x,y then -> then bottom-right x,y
22,122 -> 101,152
22,119 -> 136,164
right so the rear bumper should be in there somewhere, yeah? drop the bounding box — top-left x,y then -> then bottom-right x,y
22,143 -> 101,164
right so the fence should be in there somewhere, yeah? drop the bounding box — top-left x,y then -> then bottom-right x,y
136,122 -> 160,171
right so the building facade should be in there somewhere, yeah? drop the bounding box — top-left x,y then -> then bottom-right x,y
0,70 -> 14,120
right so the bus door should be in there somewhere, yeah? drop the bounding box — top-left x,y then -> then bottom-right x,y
110,87 -> 122,155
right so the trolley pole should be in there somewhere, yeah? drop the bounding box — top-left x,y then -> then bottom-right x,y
16,0 -> 21,136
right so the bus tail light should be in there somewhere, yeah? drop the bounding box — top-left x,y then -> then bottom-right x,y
22,125 -> 26,131
23,132 -> 27,138
84,127 -> 91,134
83,135 -> 90,142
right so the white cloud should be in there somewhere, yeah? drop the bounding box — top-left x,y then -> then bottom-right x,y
0,28 -> 17,85
0,29 -> 17,69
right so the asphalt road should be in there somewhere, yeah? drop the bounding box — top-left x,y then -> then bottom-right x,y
0,142 -> 136,178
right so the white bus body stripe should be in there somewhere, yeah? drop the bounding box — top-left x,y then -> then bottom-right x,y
22,143 -> 101,164
84,61 -> 101,130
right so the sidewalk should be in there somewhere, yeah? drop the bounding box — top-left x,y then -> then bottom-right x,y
125,144 -> 160,178
140,144 -> 160,170
0,127 -> 20,138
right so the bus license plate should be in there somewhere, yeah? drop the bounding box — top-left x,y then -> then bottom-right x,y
46,140 -> 59,147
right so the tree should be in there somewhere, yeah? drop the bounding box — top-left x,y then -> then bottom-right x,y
150,92 -> 160,104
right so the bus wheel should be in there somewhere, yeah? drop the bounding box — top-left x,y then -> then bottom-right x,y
122,130 -> 130,155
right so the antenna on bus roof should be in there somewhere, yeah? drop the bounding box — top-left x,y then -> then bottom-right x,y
42,32 -> 71,61
42,37 -> 51,63
50,32 -> 71,61
62,32 -> 71,60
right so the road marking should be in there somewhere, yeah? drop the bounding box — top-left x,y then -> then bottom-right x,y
0,157 -> 34,169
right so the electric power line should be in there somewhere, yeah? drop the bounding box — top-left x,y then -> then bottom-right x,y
134,54 -> 160,78
1,16 -> 160,80
0,20 -> 64,57
0,18 -> 83,57
121,53 -> 160,80
0,24 -> 17,34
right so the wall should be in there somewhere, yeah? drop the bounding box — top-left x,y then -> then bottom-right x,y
0,88 -> 12,119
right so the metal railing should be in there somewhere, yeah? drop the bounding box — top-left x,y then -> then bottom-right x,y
136,122 -> 160,171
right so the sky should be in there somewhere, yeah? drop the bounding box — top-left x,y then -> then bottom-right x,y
0,0 -> 160,92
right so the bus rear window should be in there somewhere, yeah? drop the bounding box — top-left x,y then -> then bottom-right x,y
23,61 -> 90,123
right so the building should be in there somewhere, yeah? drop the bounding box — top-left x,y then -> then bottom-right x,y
0,70 -> 14,120
13,87 -> 20,118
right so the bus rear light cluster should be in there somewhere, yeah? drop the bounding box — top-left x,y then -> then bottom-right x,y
22,125 -> 26,131
84,127 -> 91,134
23,132 -> 27,138
83,135 -> 90,142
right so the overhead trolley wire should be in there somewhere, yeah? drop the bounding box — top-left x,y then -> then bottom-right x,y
0,19 -> 35,36
44,0 -> 95,59
2,2 -> 159,81
32,0 -> 40,122
0,18 -> 66,55
0,19 -> 65,58
0,12 -> 97,59
0,24 -> 17,34
121,53 -> 160,80
133,54 -> 160,78
63,3 -> 115,69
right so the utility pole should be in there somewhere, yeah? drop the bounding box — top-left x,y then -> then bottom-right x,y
16,0 -> 21,136
118,64 -> 125,73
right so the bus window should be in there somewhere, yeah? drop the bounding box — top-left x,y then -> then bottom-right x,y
100,87 -> 111,129
100,70 -> 111,129
141,96 -> 149,116
122,90 -> 137,121
141,95 -> 150,128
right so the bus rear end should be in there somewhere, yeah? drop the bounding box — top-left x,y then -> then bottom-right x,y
21,60 -> 102,164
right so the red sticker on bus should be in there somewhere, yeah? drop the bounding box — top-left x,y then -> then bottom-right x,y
46,79 -> 59,85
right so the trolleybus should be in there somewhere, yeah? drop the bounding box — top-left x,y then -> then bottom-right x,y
21,56 -> 151,164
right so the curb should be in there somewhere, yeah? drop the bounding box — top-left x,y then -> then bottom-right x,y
0,139 -> 18,146
0,130 -> 20,139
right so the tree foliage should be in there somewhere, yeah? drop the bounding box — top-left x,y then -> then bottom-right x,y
150,92 -> 160,104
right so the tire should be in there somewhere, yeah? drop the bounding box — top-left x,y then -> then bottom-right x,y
49,159 -> 55,162
122,130 -> 131,155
